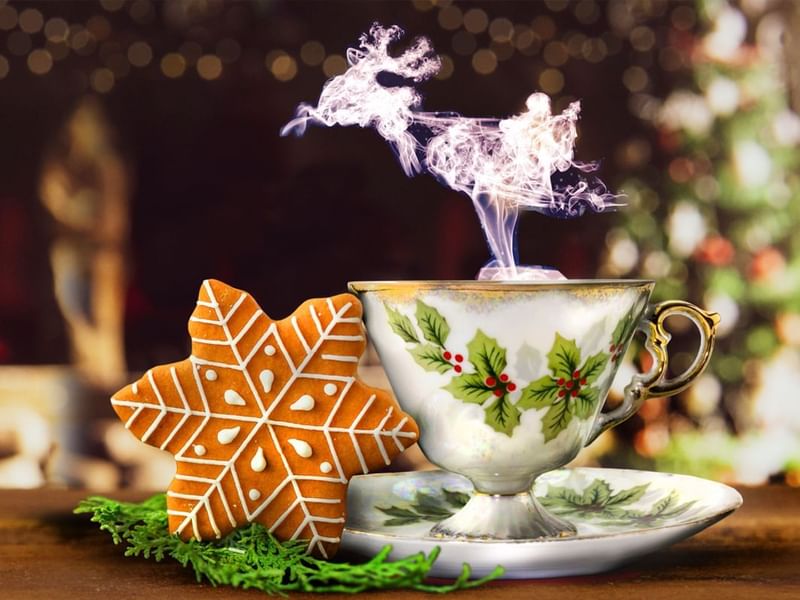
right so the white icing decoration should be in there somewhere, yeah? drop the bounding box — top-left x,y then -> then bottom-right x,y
132,382 -> 139,394
250,447 -> 267,472
217,426 -> 241,445
259,369 -> 274,394
205,369 -> 218,381
264,344 -> 276,356
193,444 -> 206,456
224,389 -> 246,406
248,489 -> 261,501
323,383 -> 337,396
289,394 -> 315,411
287,438 -> 313,458
320,461 -> 332,473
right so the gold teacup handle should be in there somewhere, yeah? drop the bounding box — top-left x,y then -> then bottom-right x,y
586,300 -> 720,445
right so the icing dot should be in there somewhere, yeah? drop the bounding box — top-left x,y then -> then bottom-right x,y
264,344 -> 276,356
248,489 -> 261,501
217,426 -> 241,445
320,461 -> 332,474
224,389 -> 246,406
250,447 -> 267,472
289,394 -> 315,411
259,369 -> 275,394
205,369 -> 218,381
323,383 -> 338,396
287,438 -> 313,458
193,444 -> 206,456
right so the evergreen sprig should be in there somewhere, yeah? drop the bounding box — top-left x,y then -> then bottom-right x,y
74,494 -> 503,595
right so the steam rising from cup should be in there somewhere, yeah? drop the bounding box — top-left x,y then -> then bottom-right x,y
281,24 -> 621,280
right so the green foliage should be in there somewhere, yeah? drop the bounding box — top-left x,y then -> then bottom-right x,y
75,494 -> 502,595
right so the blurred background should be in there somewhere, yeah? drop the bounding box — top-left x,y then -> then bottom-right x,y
1,0 -> 799,491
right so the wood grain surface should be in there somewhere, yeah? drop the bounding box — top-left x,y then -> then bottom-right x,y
0,485 -> 798,599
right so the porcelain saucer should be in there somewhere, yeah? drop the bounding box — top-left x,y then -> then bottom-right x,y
341,468 -> 742,579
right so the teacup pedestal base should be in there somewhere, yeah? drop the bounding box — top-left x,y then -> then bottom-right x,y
428,490 -> 577,540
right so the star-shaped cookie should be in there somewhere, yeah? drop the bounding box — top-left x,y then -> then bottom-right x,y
111,279 -> 418,557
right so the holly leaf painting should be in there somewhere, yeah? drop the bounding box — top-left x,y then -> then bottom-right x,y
467,330 -> 507,380
541,479 -> 651,522
385,304 -> 420,343
443,373 -> 493,404
408,344 -> 452,374
415,301 -> 450,348
485,395 -> 521,436
517,375 -> 560,410
517,334 -> 609,442
546,334 -> 581,380
111,280 -> 419,558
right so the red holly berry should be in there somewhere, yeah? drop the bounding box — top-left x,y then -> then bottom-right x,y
609,344 -> 616,352
558,389 -> 566,397
571,388 -> 579,397
455,354 -> 463,362
443,351 -> 452,361
580,378 -> 587,385
454,364 -> 462,373
485,376 -> 497,387
499,373 -> 509,382
566,380 -> 574,389
557,377 -> 565,386
573,370 -> 580,378
493,388 -> 503,397
507,382 -> 517,392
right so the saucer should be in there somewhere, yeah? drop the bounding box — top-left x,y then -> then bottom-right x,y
341,468 -> 742,579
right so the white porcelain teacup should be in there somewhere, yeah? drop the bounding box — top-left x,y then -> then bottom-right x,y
349,280 -> 719,539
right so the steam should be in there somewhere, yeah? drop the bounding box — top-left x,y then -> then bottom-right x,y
281,24 -> 620,279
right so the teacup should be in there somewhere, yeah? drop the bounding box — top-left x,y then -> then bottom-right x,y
348,280 -> 719,539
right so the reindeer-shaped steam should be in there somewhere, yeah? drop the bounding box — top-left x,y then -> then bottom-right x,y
282,24 -> 620,279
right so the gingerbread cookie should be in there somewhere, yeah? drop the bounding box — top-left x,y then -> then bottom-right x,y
111,279 -> 418,557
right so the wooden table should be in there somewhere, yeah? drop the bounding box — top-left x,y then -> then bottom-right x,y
1,486 -> 798,599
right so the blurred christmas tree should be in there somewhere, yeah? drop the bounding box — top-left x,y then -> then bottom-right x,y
601,0 -> 800,484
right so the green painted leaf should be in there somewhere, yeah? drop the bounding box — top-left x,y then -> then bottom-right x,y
547,334 -> 581,380
541,485 -> 586,508
611,316 -> 628,346
467,330 -> 507,379
385,304 -> 419,343
582,479 -> 612,506
408,344 -> 451,374
517,375 -> 560,411
571,387 -> 599,419
415,300 -> 450,347
542,400 -> 572,442
579,351 -> 608,385
377,506 -> 419,519
608,483 -> 650,507
612,312 -> 638,346
443,373 -> 492,404
484,395 -> 521,436
442,488 -> 470,509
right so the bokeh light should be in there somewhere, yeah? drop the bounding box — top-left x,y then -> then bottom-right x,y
160,52 -> 186,78
197,54 -> 223,80
472,49 -> 497,75
300,41 -> 325,66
